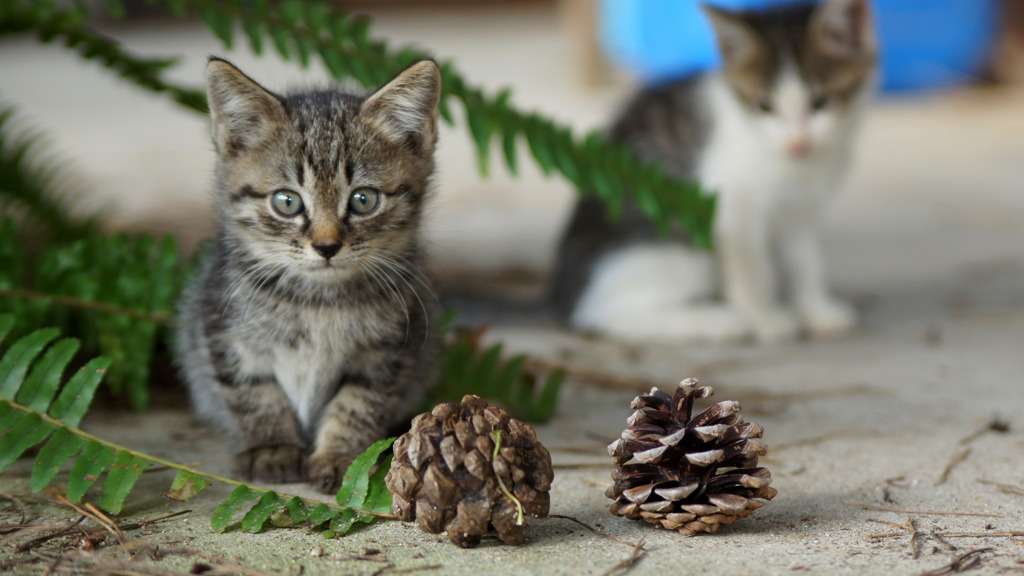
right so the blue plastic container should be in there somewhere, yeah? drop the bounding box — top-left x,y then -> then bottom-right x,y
599,0 -> 1001,92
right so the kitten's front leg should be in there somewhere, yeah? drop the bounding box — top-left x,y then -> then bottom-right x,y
219,381 -> 308,483
716,194 -> 799,343
308,380 -> 413,493
779,224 -> 855,338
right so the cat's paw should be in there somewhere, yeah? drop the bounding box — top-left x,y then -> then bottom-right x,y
237,444 -> 308,484
308,452 -> 355,494
749,308 -> 800,344
801,299 -> 856,339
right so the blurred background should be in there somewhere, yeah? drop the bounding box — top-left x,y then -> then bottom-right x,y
2,0 -> 1023,309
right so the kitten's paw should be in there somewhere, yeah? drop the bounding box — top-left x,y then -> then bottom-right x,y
308,452 -> 355,494
749,309 -> 800,344
237,444 -> 307,484
801,299 -> 856,339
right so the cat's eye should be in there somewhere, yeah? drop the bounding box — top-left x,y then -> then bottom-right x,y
348,187 -> 381,215
811,94 -> 831,111
271,190 -> 304,217
757,98 -> 774,114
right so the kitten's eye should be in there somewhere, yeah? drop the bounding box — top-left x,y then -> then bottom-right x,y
757,98 -> 774,114
811,94 -> 831,111
348,188 -> 381,215
271,190 -> 304,217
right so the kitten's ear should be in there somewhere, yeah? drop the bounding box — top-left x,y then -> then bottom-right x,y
811,0 -> 876,57
205,58 -> 287,155
360,60 -> 441,153
702,5 -> 763,65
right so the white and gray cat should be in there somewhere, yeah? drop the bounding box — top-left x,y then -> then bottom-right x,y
176,58 -> 441,492
553,0 -> 877,343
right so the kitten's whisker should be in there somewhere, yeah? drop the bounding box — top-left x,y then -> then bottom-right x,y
374,249 -> 440,306
366,254 -> 431,345
359,259 -> 411,342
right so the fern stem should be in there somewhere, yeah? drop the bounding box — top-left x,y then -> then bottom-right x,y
0,288 -> 174,325
1,398 -> 393,519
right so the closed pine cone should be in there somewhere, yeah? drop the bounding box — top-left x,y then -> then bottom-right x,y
606,378 -> 777,535
385,395 -> 553,547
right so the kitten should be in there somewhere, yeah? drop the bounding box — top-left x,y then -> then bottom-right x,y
176,58 -> 441,493
552,0 -> 876,343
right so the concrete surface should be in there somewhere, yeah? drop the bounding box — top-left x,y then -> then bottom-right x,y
2,3 -> 1024,575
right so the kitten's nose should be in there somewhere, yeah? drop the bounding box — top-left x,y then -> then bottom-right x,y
313,242 -> 341,260
787,138 -> 811,157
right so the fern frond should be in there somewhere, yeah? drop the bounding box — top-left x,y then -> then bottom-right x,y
0,315 -> 395,533
434,326 -> 563,422
0,104 -> 93,240
0,222 -> 185,411
0,2 -> 207,114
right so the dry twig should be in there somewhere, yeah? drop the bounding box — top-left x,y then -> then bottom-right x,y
977,479 -> 1024,496
959,417 -> 1010,445
601,538 -> 646,576
918,548 -> 993,576
549,514 -> 641,548
936,448 -> 971,486
853,504 -> 1001,518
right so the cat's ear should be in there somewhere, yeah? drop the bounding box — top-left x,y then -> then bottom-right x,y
811,0 -> 876,57
205,58 -> 287,155
702,5 -> 763,66
360,60 -> 441,153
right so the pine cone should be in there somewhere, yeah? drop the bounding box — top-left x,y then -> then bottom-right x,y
606,378 -> 776,535
385,395 -> 553,547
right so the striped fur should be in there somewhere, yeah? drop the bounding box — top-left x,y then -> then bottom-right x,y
177,58 -> 441,492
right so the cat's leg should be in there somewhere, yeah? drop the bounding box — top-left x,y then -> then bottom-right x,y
570,244 -> 750,342
779,223 -> 855,338
205,333 -> 308,483
219,379 -> 309,483
716,192 -> 800,343
180,312 -> 308,483
308,347 -> 429,493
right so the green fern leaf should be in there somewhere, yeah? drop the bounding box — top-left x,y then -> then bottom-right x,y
17,337 -> 79,412
163,469 -> 211,502
0,315 -> 14,341
307,503 -> 338,528
100,450 -> 149,514
336,436 -> 394,509
212,485 -> 260,533
66,441 -> 115,502
465,94 -> 492,176
31,426 -> 86,492
0,327 -> 59,398
362,453 -> 393,515
327,507 -> 358,537
103,0 -> 126,19
48,357 -> 111,428
0,409 -> 52,470
284,496 -> 310,524
198,6 -> 234,49
240,491 -> 284,533
268,25 -> 291,59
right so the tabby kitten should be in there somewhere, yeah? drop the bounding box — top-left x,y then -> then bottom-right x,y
553,0 -> 876,343
177,58 -> 441,492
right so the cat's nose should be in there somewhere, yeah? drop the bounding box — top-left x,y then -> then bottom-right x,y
313,242 -> 342,260
787,138 -> 811,157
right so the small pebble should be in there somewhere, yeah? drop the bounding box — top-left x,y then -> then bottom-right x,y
309,546 -> 324,557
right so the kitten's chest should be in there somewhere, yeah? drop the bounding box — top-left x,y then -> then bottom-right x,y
239,302 -> 389,432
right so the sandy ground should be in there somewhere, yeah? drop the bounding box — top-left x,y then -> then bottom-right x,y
2,2 -> 1024,575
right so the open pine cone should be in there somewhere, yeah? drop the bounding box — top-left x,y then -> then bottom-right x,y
606,378 -> 776,535
385,395 -> 553,547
